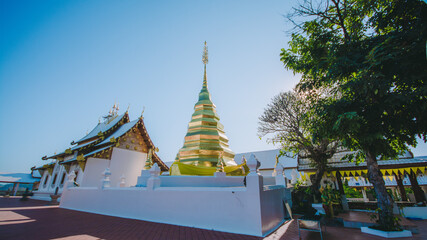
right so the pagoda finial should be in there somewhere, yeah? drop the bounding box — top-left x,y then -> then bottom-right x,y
202,41 -> 208,65
202,41 -> 208,89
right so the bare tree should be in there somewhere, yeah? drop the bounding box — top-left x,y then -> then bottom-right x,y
259,91 -> 339,199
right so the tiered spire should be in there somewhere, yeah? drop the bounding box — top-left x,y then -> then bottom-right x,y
175,42 -> 236,167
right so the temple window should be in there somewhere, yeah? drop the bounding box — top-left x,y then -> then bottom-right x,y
43,175 -> 49,188
51,174 -> 58,186
60,172 -> 67,186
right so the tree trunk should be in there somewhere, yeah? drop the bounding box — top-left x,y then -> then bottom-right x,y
336,171 -> 345,195
311,165 -> 326,202
408,170 -> 426,205
394,173 -> 408,202
365,150 -> 395,227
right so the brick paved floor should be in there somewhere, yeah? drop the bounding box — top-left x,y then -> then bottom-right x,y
1,197 -> 426,240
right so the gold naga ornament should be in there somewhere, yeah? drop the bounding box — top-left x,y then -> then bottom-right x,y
76,154 -> 86,171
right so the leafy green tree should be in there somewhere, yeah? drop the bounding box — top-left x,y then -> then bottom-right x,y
281,0 -> 427,229
258,91 -> 339,200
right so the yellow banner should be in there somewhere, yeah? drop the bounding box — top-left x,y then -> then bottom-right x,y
392,169 -> 399,176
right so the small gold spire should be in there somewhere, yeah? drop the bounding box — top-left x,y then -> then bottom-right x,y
140,106 -> 145,119
202,41 -> 208,89
202,41 -> 208,65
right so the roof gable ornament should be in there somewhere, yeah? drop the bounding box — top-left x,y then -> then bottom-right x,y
140,106 -> 145,119
103,103 -> 120,124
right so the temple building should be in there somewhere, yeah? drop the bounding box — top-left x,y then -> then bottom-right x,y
33,105 -> 168,200
298,150 -> 427,205
170,42 -> 246,176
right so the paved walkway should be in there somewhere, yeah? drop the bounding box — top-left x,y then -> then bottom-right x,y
1,197 -> 426,240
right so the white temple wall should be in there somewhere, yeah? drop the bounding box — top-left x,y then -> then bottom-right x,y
60,173 -> 286,237
109,147 -> 147,187
81,158 -> 109,188
261,186 -> 286,234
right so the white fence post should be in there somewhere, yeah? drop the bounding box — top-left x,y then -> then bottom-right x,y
101,168 -> 111,189
119,174 -> 126,188
147,163 -> 161,190
246,154 -> 263,192
274,163 -> 286,186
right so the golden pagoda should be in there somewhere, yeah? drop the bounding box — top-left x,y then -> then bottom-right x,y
170,42 -> 247,176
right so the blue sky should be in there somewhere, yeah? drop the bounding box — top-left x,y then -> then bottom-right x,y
1,1 -> 426,173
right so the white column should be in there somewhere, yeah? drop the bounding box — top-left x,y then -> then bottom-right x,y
362,188 -> 368,202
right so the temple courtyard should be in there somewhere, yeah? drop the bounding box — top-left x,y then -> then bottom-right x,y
1,197 -> 426,240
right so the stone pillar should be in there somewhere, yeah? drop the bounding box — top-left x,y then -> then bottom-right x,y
408,170 -> 426,204
394,173 -> 408,202
246,154 -> 263,192
336,171 -> 349,211
101,168 -> 111,189
147,163 -> 161,190
274,163 -> 286,186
